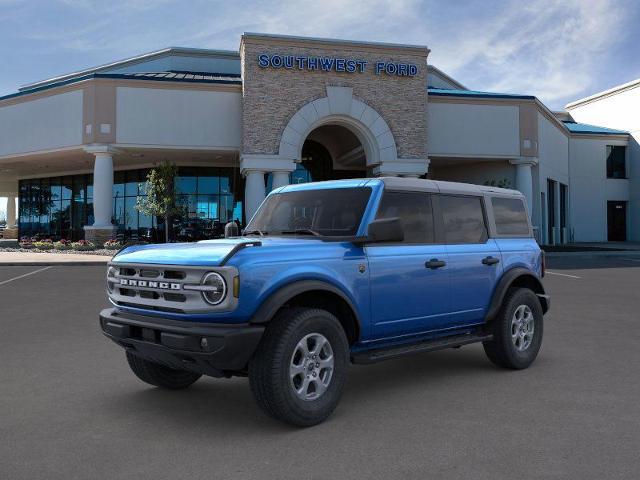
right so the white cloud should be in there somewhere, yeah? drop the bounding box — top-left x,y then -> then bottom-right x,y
426,0 -> 628,107
2,0 -> 634,109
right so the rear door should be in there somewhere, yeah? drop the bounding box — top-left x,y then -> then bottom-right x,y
436,194 -> 502,327
366,190 -> 451,339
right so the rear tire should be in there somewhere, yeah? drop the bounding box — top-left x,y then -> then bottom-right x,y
126,351 -> 201,389
483,287 -> 543,369
249,308 -> 349,427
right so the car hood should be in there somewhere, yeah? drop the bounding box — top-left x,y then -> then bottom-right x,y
111,237 -> 336,266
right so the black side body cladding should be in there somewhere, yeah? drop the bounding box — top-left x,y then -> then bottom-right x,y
485,267 -> 549,322
250,280 -> 361,328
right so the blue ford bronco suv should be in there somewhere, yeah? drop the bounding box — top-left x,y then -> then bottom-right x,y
100,177 -> 549,426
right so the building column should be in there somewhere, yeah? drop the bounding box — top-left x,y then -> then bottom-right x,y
510,158 -> 538,216
2,194 -> 18,240
271,171 -> 290,191
241,154 -> 295,221
244,170 -> 266,221
6,195 -> 16,228
373,158 -> 430,178
84,145 -> 117,244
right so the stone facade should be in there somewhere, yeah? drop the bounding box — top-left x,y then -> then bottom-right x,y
84,226 -> 116,246
240,34 -> 429,162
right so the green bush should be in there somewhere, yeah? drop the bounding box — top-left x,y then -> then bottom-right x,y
71,240 -> 96,251
54,240 -> 73,250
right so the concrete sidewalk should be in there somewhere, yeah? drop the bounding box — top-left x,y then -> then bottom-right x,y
0,251 -> 111,265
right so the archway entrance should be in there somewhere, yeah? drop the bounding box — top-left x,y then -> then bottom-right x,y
295,124 -> 368,183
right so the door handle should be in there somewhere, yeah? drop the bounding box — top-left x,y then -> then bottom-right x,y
425,259 -> 446,269
482,256 -> 500,266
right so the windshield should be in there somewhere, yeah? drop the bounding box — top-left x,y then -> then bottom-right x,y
245,187 -> 372,237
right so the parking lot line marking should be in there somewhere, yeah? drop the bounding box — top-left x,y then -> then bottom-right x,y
0,266 -> 52,286
545,270 -> 581,279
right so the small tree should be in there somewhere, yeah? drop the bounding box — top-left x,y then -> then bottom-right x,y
136,161 -> 182,243
484,178 -> 512,189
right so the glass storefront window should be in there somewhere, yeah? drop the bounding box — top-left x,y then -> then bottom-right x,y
18,166 -> 243,242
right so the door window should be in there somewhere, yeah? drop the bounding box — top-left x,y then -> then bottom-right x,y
491,197 -> 530,236
439,195 -> 487,244
375,191 -> 434,243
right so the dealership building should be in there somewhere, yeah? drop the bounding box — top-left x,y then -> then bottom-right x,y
0,33 -> 637,244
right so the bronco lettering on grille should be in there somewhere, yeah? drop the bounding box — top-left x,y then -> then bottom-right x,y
119,279 -> 181,290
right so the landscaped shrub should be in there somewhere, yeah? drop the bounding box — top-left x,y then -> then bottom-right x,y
71,240 -> 96,251
54,239 -> 73,250
19,236 -> 34,249
103,239 -> 124,250
33,239 -> 54,250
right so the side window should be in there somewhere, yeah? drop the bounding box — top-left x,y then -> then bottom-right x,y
375,191 -> 434,243
439,195 -> 487,244
492,197 -> 530,236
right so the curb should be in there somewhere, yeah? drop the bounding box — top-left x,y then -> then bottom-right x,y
544,250 -> 640,258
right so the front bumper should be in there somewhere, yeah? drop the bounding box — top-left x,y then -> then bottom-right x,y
99,308 -> 264,377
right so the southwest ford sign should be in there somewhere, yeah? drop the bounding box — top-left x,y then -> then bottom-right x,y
257,54 -> 418,77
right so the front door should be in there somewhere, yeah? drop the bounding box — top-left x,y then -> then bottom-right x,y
367,191 -> 451,340
437,194 -> 502,326
608,201 -> 627,241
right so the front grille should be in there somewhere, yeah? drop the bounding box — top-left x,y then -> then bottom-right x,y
108,263 -> 235,314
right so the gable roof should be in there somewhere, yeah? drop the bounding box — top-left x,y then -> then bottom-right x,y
427,66 -> 467,90
19,47 -> 240,92
428,87 -> 535,100
562,121 -> 628,135
565,78 -> 640,109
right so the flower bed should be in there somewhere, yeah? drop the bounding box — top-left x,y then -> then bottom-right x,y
103,239 -> 124,250
4,236 -> 111,255
54,239 -> 73,250
71,240 -> 96,251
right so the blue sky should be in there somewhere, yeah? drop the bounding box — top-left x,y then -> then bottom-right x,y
1,0 -> 639,109
1,0 -> 640,215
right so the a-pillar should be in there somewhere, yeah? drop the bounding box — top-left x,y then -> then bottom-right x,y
83,145 -> 118,245
510,157 -> 538,216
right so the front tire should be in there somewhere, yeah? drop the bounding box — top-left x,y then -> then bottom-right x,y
483,287 -> 543,369
126,351 -> 202,389
249,308 -> 349,427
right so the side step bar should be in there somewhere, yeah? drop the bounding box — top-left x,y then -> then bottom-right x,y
351,332 -> 493,365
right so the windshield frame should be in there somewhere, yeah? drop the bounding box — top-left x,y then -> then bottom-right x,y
244,185 -> 378,239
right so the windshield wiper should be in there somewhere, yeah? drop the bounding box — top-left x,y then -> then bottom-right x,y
279,228 -> 322,237
243,229 -> 267,237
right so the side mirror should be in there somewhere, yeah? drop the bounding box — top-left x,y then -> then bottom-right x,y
364,217 -> 404,243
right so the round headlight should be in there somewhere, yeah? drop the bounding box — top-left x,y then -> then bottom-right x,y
201,272 -> 227,305
106,266 -> 117,293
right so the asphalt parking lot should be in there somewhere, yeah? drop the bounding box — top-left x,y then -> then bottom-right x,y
1,256 -> 640,479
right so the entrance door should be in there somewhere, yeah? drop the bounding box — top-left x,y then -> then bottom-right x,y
547,179 -> 556,244
367,191 -> 451,339
607,201 -> 627,241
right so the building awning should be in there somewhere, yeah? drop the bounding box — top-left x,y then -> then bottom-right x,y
427,87 -> 535,100
561,121 -> 628,135
0,71 -> 242,103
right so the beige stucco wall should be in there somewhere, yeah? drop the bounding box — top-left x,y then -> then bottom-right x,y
0,90 -> 83,157
240,35 -> 429,160
116,86 -> 242,148
427,101 -> 520,157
